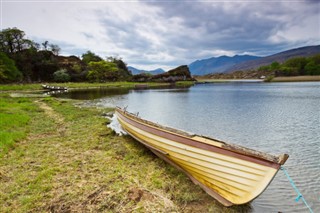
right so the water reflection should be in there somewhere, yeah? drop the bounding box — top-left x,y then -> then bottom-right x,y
51,85 -> 192,100
51,87 -> 130,100
44,89 -> 69,96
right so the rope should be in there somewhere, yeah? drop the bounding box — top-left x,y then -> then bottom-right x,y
280,166 -> 314,213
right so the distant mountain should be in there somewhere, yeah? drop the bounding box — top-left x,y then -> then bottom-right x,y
188,55 -> 261,76
226,45 -> 320,73
128,66 -> 165,75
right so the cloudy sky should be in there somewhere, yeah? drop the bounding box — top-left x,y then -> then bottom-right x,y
1,0 -> 319,70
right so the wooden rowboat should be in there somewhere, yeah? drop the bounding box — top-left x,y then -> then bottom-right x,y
115,107 -> 289,206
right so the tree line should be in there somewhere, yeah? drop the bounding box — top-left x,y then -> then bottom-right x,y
258,54 -> 320,77
0,27 -> 131,83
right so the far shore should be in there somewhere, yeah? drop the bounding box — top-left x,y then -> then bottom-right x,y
195,75 -> 320,83
195,79 -> 264,83
1,76 -> 319,93
0,81 -> 195,92
271,75 -> 320,82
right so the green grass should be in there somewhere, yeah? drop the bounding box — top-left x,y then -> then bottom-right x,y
0,84 -> 43,91
0,81 -> 195,91
0,95 -> 38,156
0,96 -> 250,212
175,81 -> 195,86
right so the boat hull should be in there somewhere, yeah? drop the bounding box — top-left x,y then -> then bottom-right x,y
115,107 -> 288,206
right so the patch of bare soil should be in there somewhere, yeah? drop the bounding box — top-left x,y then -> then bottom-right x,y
128,187 -> 155,203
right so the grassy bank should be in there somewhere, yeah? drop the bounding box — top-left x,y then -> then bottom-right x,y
195,78 -> 263,83
0,95 -> 36,156
195,76 -> 320,83
271,75 -> 320,82
194,78 -> 230,83
0,81 -> 195,91
0,95 -> 248,212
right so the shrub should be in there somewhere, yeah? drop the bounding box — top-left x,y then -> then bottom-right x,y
53,69 -> 70,82
0,52 -> 22,83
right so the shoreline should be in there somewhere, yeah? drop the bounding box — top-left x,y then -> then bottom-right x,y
195,79 -> 264,83
271,75 -> 320,82
195,75 -> 320,83
0,81 -> 195,92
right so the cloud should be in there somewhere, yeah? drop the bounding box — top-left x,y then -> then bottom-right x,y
2,0 -> 319,70
147,1 -> 319,54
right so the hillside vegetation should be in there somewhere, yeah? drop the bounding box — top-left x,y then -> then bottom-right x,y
226,45 -> 320,72
258,54 -> 320,76
202,54 -> 320,80
0,28 -> 191,84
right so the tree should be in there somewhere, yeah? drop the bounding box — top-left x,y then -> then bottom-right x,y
311,54 -> 320,64
107,56 -> 132,79
305,61 -> 320,75
49,44 -> 60,56
71,64 -> 82,73
0,52 -> 22,82
0,28 -> 34,54
81,51 -> 103,65
87,60 -> 118,82
42,41 -> 49,50
258,65 -> 270,71
284,57 -> 308,75
270,61 -> 280,70
13,47 -> 39,82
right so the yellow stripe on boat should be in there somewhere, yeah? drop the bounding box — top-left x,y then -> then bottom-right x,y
115,107 -> 289,206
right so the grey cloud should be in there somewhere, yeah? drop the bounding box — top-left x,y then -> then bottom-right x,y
19,0 -> 317,70
83,0 -> 319,68
96,9 -> 155,50
144,1 -> 318,55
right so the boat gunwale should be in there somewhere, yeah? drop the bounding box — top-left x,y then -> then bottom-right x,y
121,120 -> 270,178
115,107 -> 288,168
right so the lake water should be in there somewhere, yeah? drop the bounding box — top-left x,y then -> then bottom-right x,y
54,82 -> 320,212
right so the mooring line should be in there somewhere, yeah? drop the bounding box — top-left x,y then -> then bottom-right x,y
280,166 -> 314,213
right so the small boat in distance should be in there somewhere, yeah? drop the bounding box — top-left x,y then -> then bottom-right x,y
42,84 -> 68,91
115,107 -> 289,206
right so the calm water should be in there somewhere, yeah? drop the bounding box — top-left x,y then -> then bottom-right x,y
55,82 -> 320,212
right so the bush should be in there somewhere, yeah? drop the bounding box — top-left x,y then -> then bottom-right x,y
0,52 -> 22,83
53,69 -> 70,82
86,61 -> 118,82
